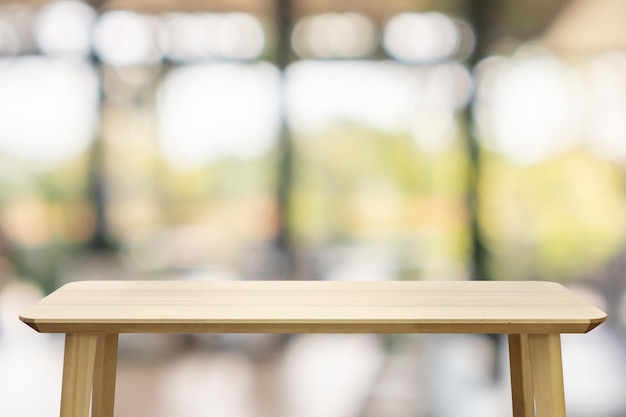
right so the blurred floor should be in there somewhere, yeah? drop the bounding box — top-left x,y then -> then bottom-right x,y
2,281 -> 626,417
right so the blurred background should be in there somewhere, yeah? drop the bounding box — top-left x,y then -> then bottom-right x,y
1,0 -> 626,416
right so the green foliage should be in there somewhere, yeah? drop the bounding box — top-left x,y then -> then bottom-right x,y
289,123 -> 469,279
481,148 -> 625,281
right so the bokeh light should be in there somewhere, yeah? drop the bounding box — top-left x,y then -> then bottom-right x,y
1,2 -> 625,417
286,60 -> 471,154
94,11 -> 161,66
160,12 -> 265,62
35,0 -> 96,57
157,62 -> 280,169
0,57 -> 98,169
384,12 -> 461,63
474,51 -> 585,164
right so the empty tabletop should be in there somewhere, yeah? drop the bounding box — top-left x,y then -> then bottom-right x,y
19,280 -> 606,334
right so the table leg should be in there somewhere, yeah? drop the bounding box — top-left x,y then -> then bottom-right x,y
92,334 -> 119,417
60,333 -> 98,417
508,334 -> 534,417
528,333 -> 566,417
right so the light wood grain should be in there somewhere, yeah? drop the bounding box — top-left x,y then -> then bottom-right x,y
529,333 -> 567,417
508,334 -> 534,417
22,280 -> 603,417
60,333 -> 97,417
92,334 -> 118,417
20,280 -> 606,334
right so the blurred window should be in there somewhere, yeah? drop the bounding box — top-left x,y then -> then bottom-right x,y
161,12 -> 266,62
96,10 -> 277,278
157,63 -> 280,168
473,45 -> 626,281
5,1 -> 623,286
284,10 -> 474,280
0,2 -> 477,283
0,58 -> 98,168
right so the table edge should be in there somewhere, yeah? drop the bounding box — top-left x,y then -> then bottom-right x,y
20,315 -> 607,335
19,280 -> 608,335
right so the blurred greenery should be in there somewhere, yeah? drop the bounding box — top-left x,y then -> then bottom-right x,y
1,0 -> 625,293
481,148 -> 626,281
291,123 -> 469,279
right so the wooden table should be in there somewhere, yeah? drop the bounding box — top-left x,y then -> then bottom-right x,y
20,280 -> 606,417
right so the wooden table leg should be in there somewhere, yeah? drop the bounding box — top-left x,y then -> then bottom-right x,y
528,333 -> 566,417
60,333 -> 98,417
92,334 -> 119,417
508,334 -> 534,417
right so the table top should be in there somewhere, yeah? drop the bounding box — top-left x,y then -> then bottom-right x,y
19,280 -> 606,334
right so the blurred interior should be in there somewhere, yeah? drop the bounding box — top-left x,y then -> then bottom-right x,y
1,0 -> 626,416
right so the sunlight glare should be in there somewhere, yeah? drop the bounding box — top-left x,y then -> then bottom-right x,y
475,54 -> 584,164
0,57 -> 98,169
157,63 -> 280,169
286,60 -> 470,154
